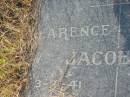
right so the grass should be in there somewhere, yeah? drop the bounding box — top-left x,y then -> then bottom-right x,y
0,0 -> 40,97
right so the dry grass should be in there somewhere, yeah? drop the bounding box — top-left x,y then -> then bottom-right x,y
0,0 -> 40,97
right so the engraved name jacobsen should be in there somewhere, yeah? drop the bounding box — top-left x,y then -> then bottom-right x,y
66,51 -> 130,66
45,25 -> 118,40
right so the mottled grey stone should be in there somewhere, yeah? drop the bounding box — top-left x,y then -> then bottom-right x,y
27,0 -> 130,97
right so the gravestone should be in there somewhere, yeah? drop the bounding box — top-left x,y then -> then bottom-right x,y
27,0 -> 130,97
